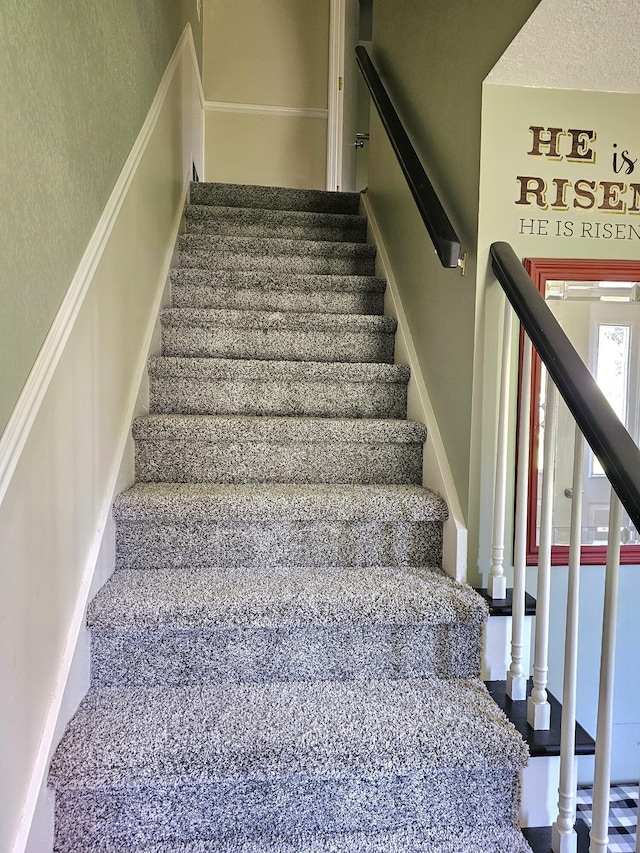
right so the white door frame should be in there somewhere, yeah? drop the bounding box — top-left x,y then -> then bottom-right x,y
326,0 -> 346,191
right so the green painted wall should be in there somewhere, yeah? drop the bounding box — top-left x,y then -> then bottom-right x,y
0,0 -> 202,437
367,0 -> 539,516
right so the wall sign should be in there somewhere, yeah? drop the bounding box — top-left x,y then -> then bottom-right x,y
515,125 -> 640,241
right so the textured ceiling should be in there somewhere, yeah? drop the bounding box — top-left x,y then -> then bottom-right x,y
487,0 -> 640,93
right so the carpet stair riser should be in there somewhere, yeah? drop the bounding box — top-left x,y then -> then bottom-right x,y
148,362 -> 410,419
170,269 -> 387,315
53,770 -> 521,851
115,519 -> 443,570
51,827 -> 535,853
190,182 -> 361,215
159,311 -> 396,363
134,439 -> 423,484
90,622 -> 483,686
161,326 -> 395,363
171,284 -> 385,315
179,233 -> 375,256
185,206 -> 367,243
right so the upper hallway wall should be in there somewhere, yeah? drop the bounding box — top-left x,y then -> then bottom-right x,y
202,0 -> 329,189
0,0 -> 203,438
365,0 -> 540,518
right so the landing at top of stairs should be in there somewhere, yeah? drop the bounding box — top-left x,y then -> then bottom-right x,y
190,181 -> 361,215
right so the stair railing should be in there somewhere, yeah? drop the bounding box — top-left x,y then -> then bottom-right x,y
491,242 -> 638,853
355,46 -> 464,271
356,45 -> 640,853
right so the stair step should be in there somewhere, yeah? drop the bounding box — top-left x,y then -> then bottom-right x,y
49,679 -> 528,849
54,827 -> 534,853
89,565 -> 486,685
148,356 -> 410,418
178,234 -> 376,276
189,181 -> 361,215
185,204 -> 367,243
113,482 -> 447,570
133,414 -> 426,484
160,308 -> 396,363
169,269 -> 386,315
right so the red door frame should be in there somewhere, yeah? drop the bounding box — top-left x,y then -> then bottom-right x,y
522,257 -> 640,566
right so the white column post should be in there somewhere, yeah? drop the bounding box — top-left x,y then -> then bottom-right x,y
552,427 -> 585,853
527,374 -> 558,730
589,492 -> 623,853
507,334 -> 532,701
488,299 -> 512,600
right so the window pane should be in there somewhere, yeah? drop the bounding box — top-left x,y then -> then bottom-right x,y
592,324 -> 629,476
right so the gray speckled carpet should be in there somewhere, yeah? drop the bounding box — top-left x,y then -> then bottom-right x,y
49,182 -> 531,852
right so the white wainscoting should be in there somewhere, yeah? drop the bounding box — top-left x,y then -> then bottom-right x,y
1,25 -> 204,853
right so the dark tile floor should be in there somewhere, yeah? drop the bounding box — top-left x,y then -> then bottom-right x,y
523,784 -> 638,853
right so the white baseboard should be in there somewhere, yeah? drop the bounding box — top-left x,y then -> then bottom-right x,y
362,194 -> 468,582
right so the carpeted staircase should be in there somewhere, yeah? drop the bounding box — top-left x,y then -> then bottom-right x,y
48,182 -> 532,852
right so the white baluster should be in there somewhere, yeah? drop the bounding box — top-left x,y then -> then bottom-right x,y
488,299 -> 512,600
507,334 -> 532,701
552,427 -> 585,853
589,491 -> 623,853
527,374 -> 558,730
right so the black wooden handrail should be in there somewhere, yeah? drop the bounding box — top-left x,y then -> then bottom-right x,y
491,241 -> 640,533
355,45 -> 462,269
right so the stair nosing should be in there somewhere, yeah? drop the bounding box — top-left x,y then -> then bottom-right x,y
113,482 -> 448,523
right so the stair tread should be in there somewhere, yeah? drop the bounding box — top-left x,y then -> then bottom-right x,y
113,482 -> 448,522
179,233 -> 376,259
88,565 -> 485,630
49,679 -> 528,789
132,414 -> 427,443
170,268 -> 387,292
185,204 -> 367,242
148,356 -> 410,383
90,827 -> 533,853
160,307 -> 396,332
189,181 -> 361,215
186,203 -> 365,226
486,679 -> 596,757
